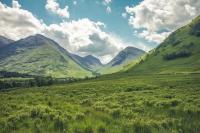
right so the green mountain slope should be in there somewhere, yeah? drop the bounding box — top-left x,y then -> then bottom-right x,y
0,34 -> 92,78
126,15 -> 200,75
71,54 -> 102,71
98,46 -> 146,74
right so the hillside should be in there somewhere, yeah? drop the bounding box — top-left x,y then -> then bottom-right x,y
71,54 -> 102,71
98,46 -> 146,74
0,34 -> 92,78
126,15 -> 200,75
0,36 -> 13,48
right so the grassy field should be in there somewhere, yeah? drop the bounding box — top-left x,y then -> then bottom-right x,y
0,73 -> 200,133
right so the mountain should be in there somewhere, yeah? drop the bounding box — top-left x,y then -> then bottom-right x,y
71,54 -> 102,71
0,34 -> 92,78
98,46 -> 146,74
126,15 -> 200,75
0,36 -> 14,48
108,46 -> 146,66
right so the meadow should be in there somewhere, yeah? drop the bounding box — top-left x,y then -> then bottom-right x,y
0,73 -> 200,133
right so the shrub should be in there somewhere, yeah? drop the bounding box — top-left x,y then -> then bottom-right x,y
161,119 -> 173,129
81,99 -> 92,106
170,99 -> 180,107
7,123 -> 17,130
34,126 -> 42,133
133,122 -> 152,133
125,87 -> 141,92
31,107 -> 41,118
184,42 -> 194,49
0,120 -> 5,129
54,117 -> 65,131
163,95 -> 174,99
172,40 -> 181,46
163,50 -> 191,60
84,126 -> 94,133
110,109 -> 121,119
48,101 -> 52,106
34,120 -> 42,133
74,128 -> 83,133
190,21 -> 200,36
97,125 -> 106,133
75,113 -> 85,121
30,106 -> 53,120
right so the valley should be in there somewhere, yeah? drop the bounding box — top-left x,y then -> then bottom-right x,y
0,3 -> 200,133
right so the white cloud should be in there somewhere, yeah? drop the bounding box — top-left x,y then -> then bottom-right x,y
12,0 -> 21,9
45,0 -> 70,18
0,1 -> 44,40
185,4 -> 196,16
126,0 -> 200,43
106,6 -> 111,14
43,19 -> 125,64
103,0 -> 112,5
122,12 -> 127,18
138,30 -> 170,44
103,0 -> 112,14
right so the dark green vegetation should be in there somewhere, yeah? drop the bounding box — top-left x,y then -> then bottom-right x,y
0,71 -> 32,78
0,71 -> 98,89
0,14 -> 200,133
0,74 -> 200,133
163,50 -> 191,61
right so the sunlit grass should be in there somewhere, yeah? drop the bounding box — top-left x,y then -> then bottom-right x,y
0,74 -> 200,133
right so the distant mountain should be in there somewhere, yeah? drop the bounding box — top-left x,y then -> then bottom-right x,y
0,36 -> 14,48
126,15 -> 200,74
0,34 -> 92,78
98,46 -> 146,74
108,46 -> 146,67
71,54 -> 102,71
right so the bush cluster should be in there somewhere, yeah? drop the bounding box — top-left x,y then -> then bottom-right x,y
163,50 -> 191,60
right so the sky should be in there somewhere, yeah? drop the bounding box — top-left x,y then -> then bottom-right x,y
0,0 -> 199,64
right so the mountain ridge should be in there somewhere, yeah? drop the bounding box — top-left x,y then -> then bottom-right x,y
107,46 -> 146,67
0,35 -> 14,48
71,54 -> 102,71
97,46 -> 146,74
0,34 -> 93,78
